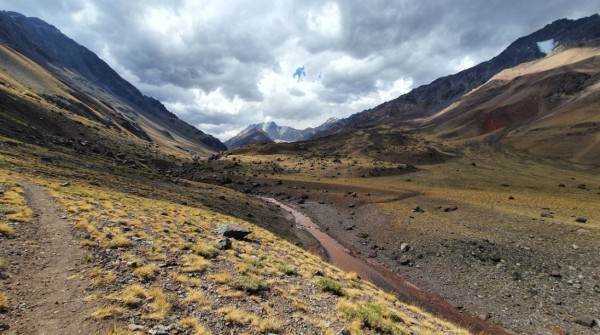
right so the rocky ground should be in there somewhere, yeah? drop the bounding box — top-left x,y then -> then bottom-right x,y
188,142 -> 600,335
249,175 -> 600,335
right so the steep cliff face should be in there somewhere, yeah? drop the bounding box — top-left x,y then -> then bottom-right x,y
0,11 -> 226,154
314,14 -> 600,138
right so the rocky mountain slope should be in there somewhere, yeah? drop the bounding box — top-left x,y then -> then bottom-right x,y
225,118 -> 338,149
314,14 -> 600,138
224,128 -> 274,149
423,42 -> 600,164
0,11 -> 226,156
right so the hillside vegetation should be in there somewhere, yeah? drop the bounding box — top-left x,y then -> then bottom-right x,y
0,135 -> 469,334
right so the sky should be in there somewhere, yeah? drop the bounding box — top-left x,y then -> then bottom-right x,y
5,1 -> 600,141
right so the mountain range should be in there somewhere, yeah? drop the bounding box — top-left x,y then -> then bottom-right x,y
2,9 -> 600,335
314,15 -> 600,142
224,118 -> 338,149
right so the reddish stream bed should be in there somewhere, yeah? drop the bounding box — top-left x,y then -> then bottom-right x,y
262,197 -> 512,335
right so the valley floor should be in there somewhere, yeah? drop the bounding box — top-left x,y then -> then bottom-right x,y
218,143 -> 600,335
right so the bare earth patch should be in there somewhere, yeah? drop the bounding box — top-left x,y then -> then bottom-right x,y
0,181 -> 103,335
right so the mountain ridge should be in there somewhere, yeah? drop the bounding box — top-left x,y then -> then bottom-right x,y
312,14 -> 600,139
0,10 -> 226,154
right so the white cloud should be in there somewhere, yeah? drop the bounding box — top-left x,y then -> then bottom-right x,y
5,0 -> 600,142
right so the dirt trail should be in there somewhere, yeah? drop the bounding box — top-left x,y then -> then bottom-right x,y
0,181 -> 102,334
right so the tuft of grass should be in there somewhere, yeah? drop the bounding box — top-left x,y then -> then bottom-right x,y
143,287 -> 170,320
120,284 -> 147,307
258,317 -> 282,333
0,184 -> 32,223
181,254 -> 210,273
92,305 -> 123,319
190,241 -> 219,258
337,299 -> 407,335
277,263 -> 299,276
208,272 -> 231,284
134,264 -> 160,280
178,318 -> 212,335
0,292 -> 8,311
317,277 -> 345,296
230,275 -> 266,294
182,288 -> 209,305
169,271 -> 201,286
92,271 -> 116,286
103,234 -> 131,249
218,306 -> 259,326
0,223 -> 14,236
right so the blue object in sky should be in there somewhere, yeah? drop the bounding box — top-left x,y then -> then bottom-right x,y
293,66 -> 306,83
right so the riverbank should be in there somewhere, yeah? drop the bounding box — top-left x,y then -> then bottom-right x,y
261,197 -> 512,335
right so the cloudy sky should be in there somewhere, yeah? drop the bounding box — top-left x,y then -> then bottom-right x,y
5,1 -> 600,140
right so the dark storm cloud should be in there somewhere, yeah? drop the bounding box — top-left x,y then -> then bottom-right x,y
4,0 -> 600,140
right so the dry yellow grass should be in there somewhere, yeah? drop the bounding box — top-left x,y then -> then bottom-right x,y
92,305 -> 123,319
0,222 -> 14,236
133,264 -> 159,280
0,142 -> 472,335
143,287 -> 170,320
182,288 -> 209,305
181,254 -> 210,273
0,292 -> 8,310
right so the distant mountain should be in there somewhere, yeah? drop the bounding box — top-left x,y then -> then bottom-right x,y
313,14 -> 600,138
223,129 -> 274,149
225,118 -> 338,149
0,11 -> 226,155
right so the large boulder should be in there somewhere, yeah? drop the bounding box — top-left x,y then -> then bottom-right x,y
216,223 -> 251,240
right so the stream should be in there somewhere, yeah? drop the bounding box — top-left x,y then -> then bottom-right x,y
262,197 -> 512,335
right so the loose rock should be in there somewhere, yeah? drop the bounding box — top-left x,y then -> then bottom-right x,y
216,223 -> 251,240
215,237 -> 232,250
573,316 -> 596,328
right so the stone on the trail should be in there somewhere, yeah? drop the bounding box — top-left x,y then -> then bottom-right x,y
541,212 -> 554,218
575,217 -> 587,223
400,243 -> 410,253
444,205 -> 458,212
399,255 -> 410,266
216,224 -> 251,240
490,253 -> 501,262
549,271 -> 562,278
59,182 -> 70,187
356,232 -> 369,239
412,206 -> 425,213
577,184 -> 587,190
348,204 -> 356,208
574,316 -> 596,328
336,327 -> 351,335
128,324 -> 145,331
215,237 -> 232,250
508,196 -> 515,200
344,225 -> 355,231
